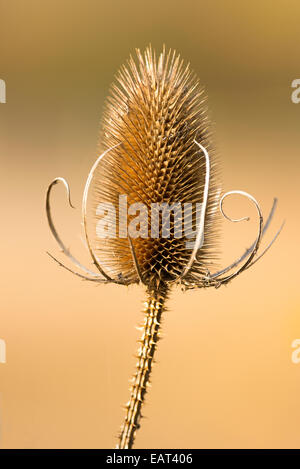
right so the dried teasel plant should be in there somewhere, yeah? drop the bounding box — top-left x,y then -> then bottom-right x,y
46,46 -> 284,449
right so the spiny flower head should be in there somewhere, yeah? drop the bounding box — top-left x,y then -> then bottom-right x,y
46,46 -> 282,293
91,46 -> 221,290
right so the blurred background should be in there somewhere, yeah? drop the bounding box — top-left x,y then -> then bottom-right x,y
0,0 -> 299,449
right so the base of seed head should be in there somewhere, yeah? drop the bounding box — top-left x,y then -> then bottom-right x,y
46,141 -> 283,291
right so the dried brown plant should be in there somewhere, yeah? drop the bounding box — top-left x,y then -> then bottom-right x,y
46,46 -> 283,449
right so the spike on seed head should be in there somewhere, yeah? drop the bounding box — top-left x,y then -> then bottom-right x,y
90,45 -> 221,291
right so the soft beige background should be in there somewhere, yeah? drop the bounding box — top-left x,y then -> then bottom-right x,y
0,0 -> 299,448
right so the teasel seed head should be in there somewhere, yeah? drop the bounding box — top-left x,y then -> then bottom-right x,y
90,45 -> 221,292
46,46 -> 283,292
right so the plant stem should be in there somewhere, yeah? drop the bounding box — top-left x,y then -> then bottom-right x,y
118,286 -> 169,449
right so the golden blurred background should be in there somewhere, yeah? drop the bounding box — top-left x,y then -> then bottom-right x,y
0,0 -> 299,448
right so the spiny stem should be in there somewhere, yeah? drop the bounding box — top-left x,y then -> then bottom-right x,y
118,286 -> 169,449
